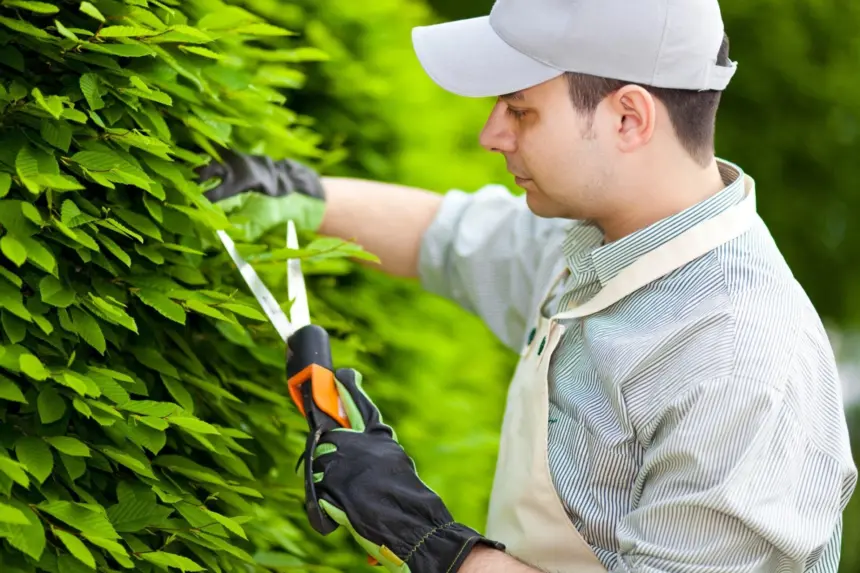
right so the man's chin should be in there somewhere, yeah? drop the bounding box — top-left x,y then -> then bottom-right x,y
523,189 -> 559,218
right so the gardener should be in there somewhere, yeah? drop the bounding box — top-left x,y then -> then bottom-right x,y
201,0 -> 858,571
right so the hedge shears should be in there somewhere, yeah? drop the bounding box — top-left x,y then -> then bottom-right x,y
216,222 -> 349,536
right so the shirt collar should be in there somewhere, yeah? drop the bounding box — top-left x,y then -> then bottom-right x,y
561,159 -> 747,288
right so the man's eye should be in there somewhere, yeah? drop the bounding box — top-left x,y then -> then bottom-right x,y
506,107 -> 526,119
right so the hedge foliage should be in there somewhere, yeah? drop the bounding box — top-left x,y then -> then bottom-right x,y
246,0 -> 521,531
0,1 -> 377,571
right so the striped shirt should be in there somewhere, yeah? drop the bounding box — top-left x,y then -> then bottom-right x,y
418,159 -> 858,572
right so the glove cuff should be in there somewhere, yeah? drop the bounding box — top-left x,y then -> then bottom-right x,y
406,522 -> 506,573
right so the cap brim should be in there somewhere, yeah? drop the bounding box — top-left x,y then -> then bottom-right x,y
412,16 -> 563,98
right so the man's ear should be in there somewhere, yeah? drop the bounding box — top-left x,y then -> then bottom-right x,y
606,85 -> 657,153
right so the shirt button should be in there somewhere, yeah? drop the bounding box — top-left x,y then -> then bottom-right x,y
537,336 -> 547,355
527,327 -> 537,344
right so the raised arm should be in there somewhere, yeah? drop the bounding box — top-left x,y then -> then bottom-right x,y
319,176 -> 443,278
202,150 -> 570,351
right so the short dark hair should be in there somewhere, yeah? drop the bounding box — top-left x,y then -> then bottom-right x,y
564,34 -> 731,166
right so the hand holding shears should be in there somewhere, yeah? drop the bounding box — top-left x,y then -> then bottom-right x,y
217,220 -> 347,535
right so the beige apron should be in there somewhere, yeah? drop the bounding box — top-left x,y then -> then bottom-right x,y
485,175 -> 757,572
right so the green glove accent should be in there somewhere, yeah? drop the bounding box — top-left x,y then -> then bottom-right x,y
319,499 -> 411,573
198,149 -> 327,242
218,191 -> 325,243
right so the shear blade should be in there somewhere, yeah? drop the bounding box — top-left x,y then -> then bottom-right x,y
287,220 -> 311,330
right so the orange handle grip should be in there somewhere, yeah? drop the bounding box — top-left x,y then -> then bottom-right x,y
287,363 -> 351,429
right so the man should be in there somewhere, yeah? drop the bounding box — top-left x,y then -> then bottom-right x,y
202,0 -> 858,571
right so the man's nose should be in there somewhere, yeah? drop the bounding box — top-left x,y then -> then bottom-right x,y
480,101 -> 516,154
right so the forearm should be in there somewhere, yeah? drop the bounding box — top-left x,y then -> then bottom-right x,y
319,176 -> 443,277
461,546 -> 543,573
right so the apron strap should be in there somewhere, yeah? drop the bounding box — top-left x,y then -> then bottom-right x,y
553,175 -> 757,321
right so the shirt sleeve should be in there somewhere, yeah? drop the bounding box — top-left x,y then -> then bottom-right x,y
610,376 -> 857,573
417,184 -> 568,351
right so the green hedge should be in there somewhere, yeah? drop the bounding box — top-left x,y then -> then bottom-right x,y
238,0 -> 521,533
0,1 -> 379,571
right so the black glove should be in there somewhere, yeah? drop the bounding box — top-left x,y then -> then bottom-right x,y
312,368 -> 506,573
198,149 -> 327,241
199,148 -> 325,202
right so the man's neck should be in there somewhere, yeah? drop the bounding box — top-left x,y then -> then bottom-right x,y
597,158 -> 727,243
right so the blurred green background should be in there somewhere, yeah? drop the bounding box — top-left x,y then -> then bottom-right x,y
245,0 -> 860,569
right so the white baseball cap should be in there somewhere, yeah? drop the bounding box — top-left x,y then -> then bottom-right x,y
412,0 -> 737,98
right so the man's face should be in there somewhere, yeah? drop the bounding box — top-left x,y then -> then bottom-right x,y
479,76 -> 615,220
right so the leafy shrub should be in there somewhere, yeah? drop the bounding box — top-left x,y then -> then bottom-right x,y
236,0 -> 520,531
0,1 -> 375,571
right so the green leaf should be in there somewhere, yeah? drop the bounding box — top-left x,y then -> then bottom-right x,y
153,455 -> 226,485
40,275 -> 76,307
95,233 -> 132,267
89,372 -> 129,404
2,1 -> 59,14
98,25 -> 157,38
138,416 -> 169,431
45,436 -> 91,457
1,235 -> 28,266
54,528 -> 96,569
107,129 -> 173,161
0,499 -> 45,560
0,266 -> 21,287
84,41 -> 155,58
40,119 -> 73,152
81,534 -> 132,567
184,299 -> 232,322
114,208 -> 161,241
106,482 -> 172,532
0,279 -> 31,321
0,501 -> 29,525
201,508 -> 247,540
0,14 -> 50,38
70,307 -> 106,354
73,397 -> 93,418
79,1 -> 104,22
38,386 -> 66,423
121,400 -> 177,418
21,202 -> 43,225
39,501 -> 120,539
54,19 -> 80,41
162,376 -> 193,413
219,302 -> 266,321
60,452 -> 86,481
98,446 -> 155,478
32,87 -> 64,120
0,454 -> 30,488
86,295 -> 137,333
0,173 -> 10,198
178,45 -> 224,60
139,551 -> 204,572
2,310 -> 26,343
0,374 -> 26,403
132,347 -> 179,378
19,353 -> 48,380
79,73 -> 104,111
20,236 -> 57,276
134,289 -> 186,324
15,436 -> 53,484
166,415 -> 219,435
15,144 -> 40,194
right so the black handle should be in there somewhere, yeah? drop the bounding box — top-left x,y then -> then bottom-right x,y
287,324 -> 341,536
287,324 -> 334,378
